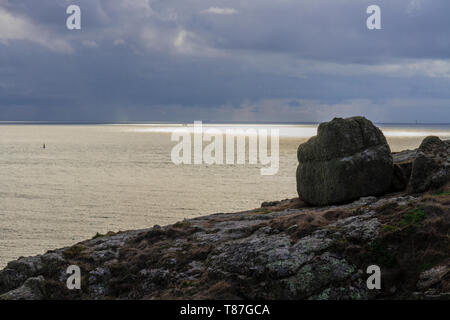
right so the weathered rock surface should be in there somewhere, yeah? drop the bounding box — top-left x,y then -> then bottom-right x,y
408,136 -> 450,194
0,276 -> 46,300
1,186 -> 449,300
297,117 -> 393,205
391,149 -> 415,191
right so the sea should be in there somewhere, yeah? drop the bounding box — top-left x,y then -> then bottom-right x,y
1,122 -> 449,267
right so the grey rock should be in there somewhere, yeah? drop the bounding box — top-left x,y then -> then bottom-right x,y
417,265 -> 449,291
261,201 -> 281,207
408,136 -> 450,193
391,149 -> 416,191
293,234 -> 333,253
0,276 -> 46,300
0,255 -> 45,293
88,267 -> 111,285
392,149 -> 417,163
207,233 -> 311,279
138,268 -> 172,294
279,252 -> 359,299
330,211 -> 380,241
297,117 -> 393,205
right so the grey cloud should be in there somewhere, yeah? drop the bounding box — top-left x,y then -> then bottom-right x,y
0,0 -> 449,122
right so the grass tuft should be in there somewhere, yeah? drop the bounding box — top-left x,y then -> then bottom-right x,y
399,207 -> 426,226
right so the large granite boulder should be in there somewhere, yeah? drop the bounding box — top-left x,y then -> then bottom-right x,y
296,117 -> 393,205
408,136 -> 450,193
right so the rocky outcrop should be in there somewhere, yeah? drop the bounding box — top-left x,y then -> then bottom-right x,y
296,117 -> 449,202
408,136 -> 450,194
0,276 -> 46,300
390,137 -> 450,194
296,117 -> 393,205
0,186 -> 449,300
0,125 -> 449,300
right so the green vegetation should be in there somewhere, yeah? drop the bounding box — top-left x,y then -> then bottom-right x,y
366,241 -> 396,267
399,207 -> 426,226
383,224 -> 399,233
432,191 -> 450,197
253,208 -> 271,214
173,220 -> 191,228
179,279 -> 198,289
91,231 -> 116,239
419,262 -> 433,272
62,244 -> 86,259
92,232 -> 104,239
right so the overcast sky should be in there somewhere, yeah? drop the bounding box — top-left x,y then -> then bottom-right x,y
0,0 -> 449,123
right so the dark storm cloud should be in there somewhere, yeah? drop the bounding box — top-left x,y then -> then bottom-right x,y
0,0 -> 449,122
187,0 -> 450,63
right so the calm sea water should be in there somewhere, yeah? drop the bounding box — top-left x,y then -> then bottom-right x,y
1,123 -> 449,267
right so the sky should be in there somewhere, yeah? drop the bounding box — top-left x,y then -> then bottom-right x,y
0,0 -> 449,123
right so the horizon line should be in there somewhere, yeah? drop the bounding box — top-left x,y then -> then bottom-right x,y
0,120 -> 450,126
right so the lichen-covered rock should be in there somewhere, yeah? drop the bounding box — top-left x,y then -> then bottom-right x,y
408,136 -> 450,193
0,276 -> 46,300
296,117 -> 393,205
278,252 -> 360,299
0,184 -> 448,300
0,255 -> 45,294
